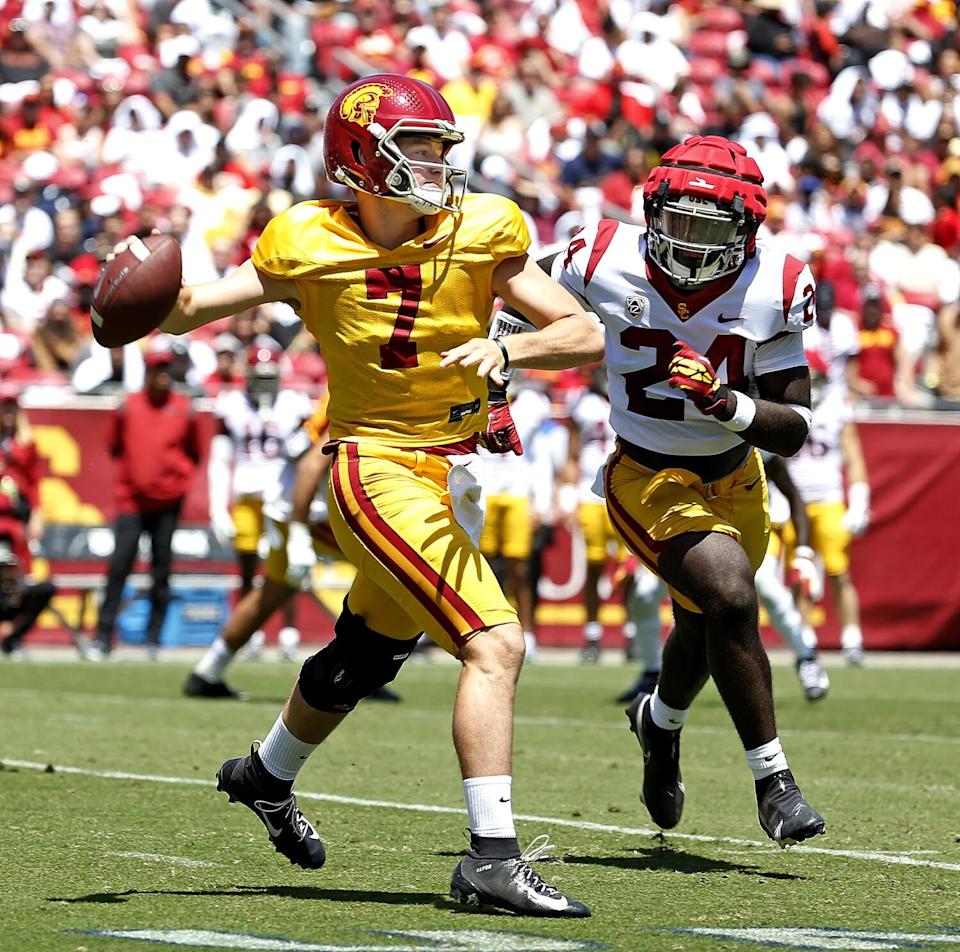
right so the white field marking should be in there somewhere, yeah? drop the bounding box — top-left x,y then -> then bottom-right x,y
76,929 -> 603,951
673,927 -> 960,950
3,686 -> 959,748
6,758 -> 960,874
106,851 -> 217,868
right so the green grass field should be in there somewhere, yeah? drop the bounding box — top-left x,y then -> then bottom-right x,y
1,656 -> 958,952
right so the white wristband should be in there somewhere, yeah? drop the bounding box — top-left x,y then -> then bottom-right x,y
718,391 -> 756,432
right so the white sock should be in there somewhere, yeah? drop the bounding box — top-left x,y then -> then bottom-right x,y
523,631 -> 538,658
841,624 -> 862,651
584,621 -> 602,643
745,737 -> 789,780
801,625 -> 819,654
463,775 -> 516,838
193,637 -> 235,683
258,715 -> 317,782
650,686 -> 687,731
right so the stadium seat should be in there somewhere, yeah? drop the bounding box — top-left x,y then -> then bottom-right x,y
687,30 -> 730,60
689,57 -> 726,85
697,7 -> 745,32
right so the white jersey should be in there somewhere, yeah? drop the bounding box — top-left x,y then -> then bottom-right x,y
570,389 -> 616,502
785,388 -> 852,505
803,310 -> 858,399
556,223 -> 813,457
215,388 -> 313,500
479,386 -> 552,499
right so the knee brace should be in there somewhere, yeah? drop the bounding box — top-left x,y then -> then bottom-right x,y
297,601 -> 421,713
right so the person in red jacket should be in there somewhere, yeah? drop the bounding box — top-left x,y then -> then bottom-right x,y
87,338 -> 201,659
0,387 -> 54,657
0,387 -> 42,570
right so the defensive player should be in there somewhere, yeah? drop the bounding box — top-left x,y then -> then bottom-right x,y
786,352 -> 870,666
558,135 -> 826,846
208,340 -> 314,657
138,75 -> 602,915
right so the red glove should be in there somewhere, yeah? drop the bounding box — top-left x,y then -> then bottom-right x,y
668,342 -> 730,416
480,400 -> 523,455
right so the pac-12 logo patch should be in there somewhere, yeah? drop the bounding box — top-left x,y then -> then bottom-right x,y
340,83 -> 394,127
625,294 -> 647,318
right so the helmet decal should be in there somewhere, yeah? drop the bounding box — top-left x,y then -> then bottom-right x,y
339,83 -> 394,128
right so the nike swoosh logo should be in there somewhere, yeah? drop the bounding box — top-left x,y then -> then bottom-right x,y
423,235 -> 446,248
261,813 -> 285,839
718,314 -> 740,323
498,797 -> 511,803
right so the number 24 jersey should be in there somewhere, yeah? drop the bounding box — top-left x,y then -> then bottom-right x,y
556,220 -> 814,458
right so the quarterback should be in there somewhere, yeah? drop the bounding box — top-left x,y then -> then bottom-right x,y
135,75 -> 602,916
558,135 -> 826,846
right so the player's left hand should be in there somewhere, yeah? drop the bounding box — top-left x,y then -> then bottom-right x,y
440,338 -> 506,387
285,520 -> 315,588
842,482 -> 871,537
788,545 -> 822,600
668,342 -> 730,417
480,400 -> 523,455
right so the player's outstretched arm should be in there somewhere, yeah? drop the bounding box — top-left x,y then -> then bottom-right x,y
160,259 -> 298,335
439,254 -> 604,379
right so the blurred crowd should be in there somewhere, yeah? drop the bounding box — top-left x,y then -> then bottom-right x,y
1,0 -> 960,406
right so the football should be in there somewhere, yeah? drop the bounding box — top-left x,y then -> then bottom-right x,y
90,234 -> 182,348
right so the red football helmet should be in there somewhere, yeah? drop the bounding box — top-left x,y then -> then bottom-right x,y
643,135 -> 767,288
324,73 -> 467,215
245,337 -> 283,400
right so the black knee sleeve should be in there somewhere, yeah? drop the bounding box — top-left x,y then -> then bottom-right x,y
297,601 -> 421,713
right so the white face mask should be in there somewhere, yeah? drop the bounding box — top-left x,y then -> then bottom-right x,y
368,120 -> 468,215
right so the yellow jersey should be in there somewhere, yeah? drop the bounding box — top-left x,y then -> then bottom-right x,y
252,193 -> 530,448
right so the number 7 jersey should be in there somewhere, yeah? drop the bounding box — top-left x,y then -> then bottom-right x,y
556,220 -> 814,458
252,193 -> 529,448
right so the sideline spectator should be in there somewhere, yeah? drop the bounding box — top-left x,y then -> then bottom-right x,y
86,337 -> 201,660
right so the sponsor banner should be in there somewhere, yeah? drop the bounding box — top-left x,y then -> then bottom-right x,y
22,405 -> 960,650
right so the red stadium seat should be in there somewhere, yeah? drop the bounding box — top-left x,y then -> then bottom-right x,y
697,7 -> 745,32
782,58 -> 830,90
688,57 -> 726,85
746,58 -> 780,87
687,30 -> 730,60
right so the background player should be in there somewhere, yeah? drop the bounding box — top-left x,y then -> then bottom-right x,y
564,367 -> 625,663
478,374 -> 551,661
208,339 -> 314,657
559,135 -> 826,847
757,453 -> 830,699
787,352 -> 871,665
138,74 -> 603,916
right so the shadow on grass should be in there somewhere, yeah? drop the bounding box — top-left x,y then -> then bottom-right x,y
48,885 -> 438,906
561,847 -> 805,881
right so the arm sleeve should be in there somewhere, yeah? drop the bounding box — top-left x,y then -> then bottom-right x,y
754,330 -> 808,377
554,225 -> 596,310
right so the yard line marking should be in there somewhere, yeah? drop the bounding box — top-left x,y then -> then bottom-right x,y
5,757 -> 960,874
3,686 -> 959,748
106,851 -> 217,868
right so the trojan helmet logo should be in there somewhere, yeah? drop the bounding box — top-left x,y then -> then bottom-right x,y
340,84 -> 394,127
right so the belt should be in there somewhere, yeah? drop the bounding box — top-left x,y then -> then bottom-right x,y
616,438 -> 749,484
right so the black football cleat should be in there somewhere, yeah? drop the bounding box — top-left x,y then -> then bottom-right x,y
626,693 -> 684,829
366,685 -> 401,702
183,673 -> 246,700
451,851 -> 590,918
756,768 -> 826,847
615,668 -> 661,705
216,745 -> 326,869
